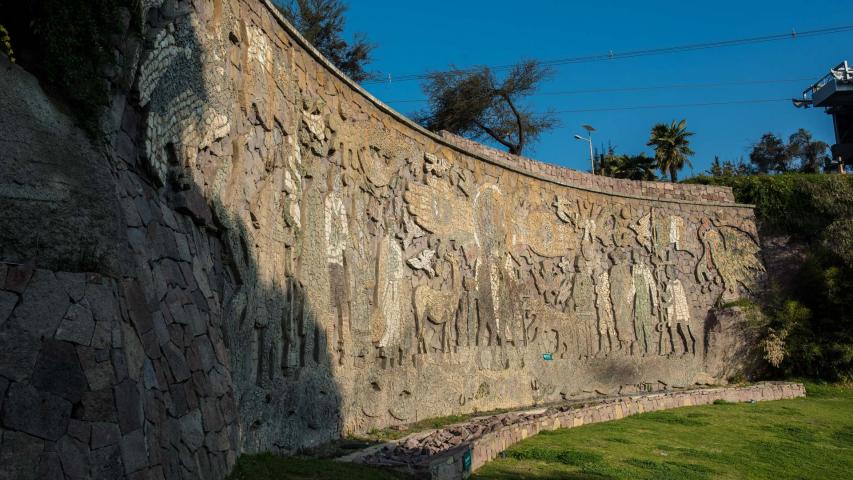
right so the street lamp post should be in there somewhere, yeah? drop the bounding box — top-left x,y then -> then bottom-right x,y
574,124 -> 596,174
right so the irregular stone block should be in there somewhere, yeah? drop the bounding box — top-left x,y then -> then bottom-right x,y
0,430 -> 44,480
80,388 -> 118,423
2,382 -> 71,441
89,444 -> 123,480
57,434 -> 91,479
3,262 -> 34,294
56,272 -> 86,303
12,270 -> 68,338
30,339 -> 88,403
35,452 -> 64,480
120,429 -> 149,475
121,279 -> 154,336
67,419 -> 91,444
179,409 -> 204,451
55,303 -> 95,345
115,379 -> 143,434
162,342 -> 191,382
0,325 -> 40,381
0,290 -> 17,326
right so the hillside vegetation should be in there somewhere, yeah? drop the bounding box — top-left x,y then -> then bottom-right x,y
687,174 -> 853,381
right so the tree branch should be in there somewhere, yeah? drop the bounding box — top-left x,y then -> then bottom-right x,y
473,118 -> 517,152
501,92 -> 525,155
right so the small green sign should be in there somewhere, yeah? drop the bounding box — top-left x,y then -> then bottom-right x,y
543,353 -> 553,361
462,449 -> 472,471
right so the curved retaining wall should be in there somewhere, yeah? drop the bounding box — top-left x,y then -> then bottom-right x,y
415,382 -> 806,479
0,1 -> 764,479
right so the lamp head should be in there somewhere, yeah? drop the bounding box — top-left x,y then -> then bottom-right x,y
574,135 -> 585,141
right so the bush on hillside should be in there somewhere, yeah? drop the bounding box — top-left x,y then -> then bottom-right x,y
687,174 -> 853,240
689,174 -> 853,381
1,0 -> 138,135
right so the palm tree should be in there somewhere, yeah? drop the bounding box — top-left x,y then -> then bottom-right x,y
647,120 -> 695,182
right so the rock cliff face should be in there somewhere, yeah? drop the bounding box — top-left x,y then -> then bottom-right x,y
0,1 -> 764,478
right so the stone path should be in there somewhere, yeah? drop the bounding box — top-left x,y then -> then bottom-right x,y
339,382 -> 806,480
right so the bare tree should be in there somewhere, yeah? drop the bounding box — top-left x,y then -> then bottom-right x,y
416,60 -> 558,156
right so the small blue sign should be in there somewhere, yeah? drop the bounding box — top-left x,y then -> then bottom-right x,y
462,449 -> 472,471
543,353 -> 553,361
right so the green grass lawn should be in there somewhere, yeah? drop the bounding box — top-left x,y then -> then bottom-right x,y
474,383 -> 853,480
227,383 -> 853,480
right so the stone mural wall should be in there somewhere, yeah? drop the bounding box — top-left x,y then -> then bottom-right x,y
0,0 -> 765,478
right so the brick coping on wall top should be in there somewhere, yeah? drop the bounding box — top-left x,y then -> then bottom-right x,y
256,0 -> 751,210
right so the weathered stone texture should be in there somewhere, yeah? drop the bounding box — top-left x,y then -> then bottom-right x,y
0,0 -> 767,478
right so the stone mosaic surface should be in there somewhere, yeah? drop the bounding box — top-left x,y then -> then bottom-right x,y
0,0 -> 765,478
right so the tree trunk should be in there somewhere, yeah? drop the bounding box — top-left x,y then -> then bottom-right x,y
473,119 -> 518,153
501,92 -> 525,156
670,168 -> 678,183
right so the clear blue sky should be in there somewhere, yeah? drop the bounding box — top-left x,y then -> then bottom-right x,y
338,0 -> 853,176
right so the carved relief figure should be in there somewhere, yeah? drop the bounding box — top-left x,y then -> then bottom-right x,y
371,236 -> 405,360
631,250 -> 660,355
609,250 -> 636,352
325,182 -> 351,365
631,212 -> 653,253
661,264 -> 696,355
595,269 -> 618,354
698,222 -> 765,300
413,251 -> 462,353
572,257 -> 597,359
524,297 -> 572,359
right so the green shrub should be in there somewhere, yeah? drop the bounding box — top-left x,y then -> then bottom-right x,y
688,174 -> 853,381
3,0 -> 138,136
686,174 -> 853,241
0,24 -> 13,62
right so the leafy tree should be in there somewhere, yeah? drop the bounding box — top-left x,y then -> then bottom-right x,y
708,155 -> 752,177
597,147 -> 658,181
647,119 -> 694,182
416,60 -> 558,156
750,133 -> 791,174
596,145 -> 622,177
276,0 -> 375,82
788,128 -> 829,173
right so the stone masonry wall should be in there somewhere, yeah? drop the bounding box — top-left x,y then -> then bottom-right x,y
0,0 -> 766,479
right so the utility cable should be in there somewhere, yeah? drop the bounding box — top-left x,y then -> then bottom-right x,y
364,24 -> 853,85
382,77 -> 816,104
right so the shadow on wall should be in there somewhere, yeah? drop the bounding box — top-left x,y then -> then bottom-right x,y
0,3 -> 343,479
124,0 -> 346,454
212,198 -> 344,454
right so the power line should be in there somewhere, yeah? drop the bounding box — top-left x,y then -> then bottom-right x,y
383,77 -> 815,104
364,24 -> 853,85
552,97 -> 790,114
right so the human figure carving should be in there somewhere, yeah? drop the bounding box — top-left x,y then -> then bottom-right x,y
572,257 -> 597,359
661,264 -> 696,355
595,272 -> 617,355
631,249 -> 659,355
414,251 -> 462,353
609,250 -> 635,352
